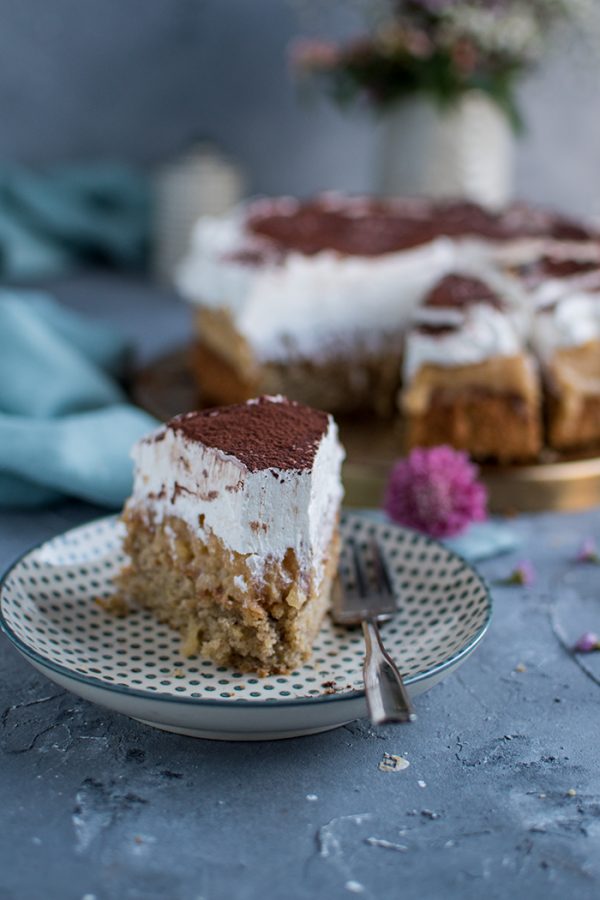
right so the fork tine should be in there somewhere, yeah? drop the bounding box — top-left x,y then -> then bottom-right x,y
370,539 -> 394,598
350,539 -> 369,596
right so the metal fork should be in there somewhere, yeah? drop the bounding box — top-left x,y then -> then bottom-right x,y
332,538 -> 416,725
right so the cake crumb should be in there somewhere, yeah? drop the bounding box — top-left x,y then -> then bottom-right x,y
95,594 -> 130,617
171,668 -> 184,678
182,622 -> 199,657
566,788 -> 577,797
515,662 -> 527,673
417,780 -> 426,788
379,753 -> 410,772
365,837 -> 408,852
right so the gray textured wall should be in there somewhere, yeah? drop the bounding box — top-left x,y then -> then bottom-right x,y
0,0 -> 598,216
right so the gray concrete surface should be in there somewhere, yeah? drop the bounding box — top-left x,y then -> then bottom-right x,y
2,500 -> 600,900
1,276 -> 600,899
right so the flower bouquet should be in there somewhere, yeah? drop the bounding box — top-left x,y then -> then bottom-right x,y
291,1 -> 588,127
290,1 -> 594,203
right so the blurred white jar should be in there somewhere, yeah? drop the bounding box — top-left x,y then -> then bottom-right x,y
153,143 -> 244,283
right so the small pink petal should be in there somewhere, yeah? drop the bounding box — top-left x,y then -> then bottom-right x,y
497,560 -> 536,586
288,38 -> 340,70
576,538 -> 599,563
573,632 -> 600,653
514,560 -> 535,586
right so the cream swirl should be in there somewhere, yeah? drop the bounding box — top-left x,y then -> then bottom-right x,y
533,291 -> 600,361
404,303 -> 522,379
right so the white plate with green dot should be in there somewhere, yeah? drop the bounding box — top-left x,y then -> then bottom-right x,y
0,512 -> 491,741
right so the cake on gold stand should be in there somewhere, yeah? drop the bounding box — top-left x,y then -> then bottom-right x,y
131,347 -> 600,515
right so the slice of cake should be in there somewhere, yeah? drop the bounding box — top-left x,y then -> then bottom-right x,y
526,257 -> 600,451
117,396 -> 345,675
401,272 -> 542,463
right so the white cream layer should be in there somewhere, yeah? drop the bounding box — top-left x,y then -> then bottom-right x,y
404,303 -> 522,379
176,204 -> 600,370
532,289 -> 600,362
176,209 -> 457,362
127,411 -> 345,586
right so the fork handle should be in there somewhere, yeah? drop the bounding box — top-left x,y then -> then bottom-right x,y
362,618 -> 416,725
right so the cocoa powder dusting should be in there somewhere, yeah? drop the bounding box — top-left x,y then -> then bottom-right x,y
519,255 -> 600,285
424,273 -> 504,310
198,490 -> 219,501
243,196 -> 597,258
168,396 -> 330,472
416,323 -> 460,337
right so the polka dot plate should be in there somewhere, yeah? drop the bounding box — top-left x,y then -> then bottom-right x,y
0,512 -> 491,741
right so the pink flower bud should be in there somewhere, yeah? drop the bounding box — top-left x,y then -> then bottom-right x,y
576,538 -> 599,564
383,446 -> 487,538
573,632 -> 600,653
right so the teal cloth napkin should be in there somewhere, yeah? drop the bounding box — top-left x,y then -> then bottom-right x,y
0,164 -> 150,280
358,510 -> 518,562
444,520 -> 518,562
0,290 -> 158,508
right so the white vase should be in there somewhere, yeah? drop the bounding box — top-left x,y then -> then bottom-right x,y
377,90 -> 514,209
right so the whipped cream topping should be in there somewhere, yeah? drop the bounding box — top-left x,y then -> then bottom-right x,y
493,238 -> 600,273
532,290 -> 600,362
532,266 -> 600,307
403,265 -> 528,379
176,197 -> 600,369
126,400 -> 345,585
404,302 -> 522,379
176,206 -> 457,362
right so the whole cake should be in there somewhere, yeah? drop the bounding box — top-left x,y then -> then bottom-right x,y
117,395 -> 345,675
177,194 -> 600,460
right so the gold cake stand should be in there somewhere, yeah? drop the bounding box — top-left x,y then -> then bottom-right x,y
131,347 -> 600,515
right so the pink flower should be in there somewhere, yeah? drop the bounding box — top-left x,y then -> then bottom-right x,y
498,561 -> 536,586
383,446 -> 487,538
377,24 -> 433,59
450,37 -> 479,76
576,538 -> 599,564
573,632 -> 600,653
405,28 -> 434,60
288,38 -> 341,72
